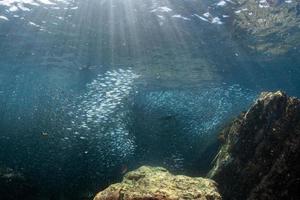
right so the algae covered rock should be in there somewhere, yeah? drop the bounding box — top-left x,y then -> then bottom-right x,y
94,166 -> 221,200
230,0 -> 300,57
209,91 -> 300,199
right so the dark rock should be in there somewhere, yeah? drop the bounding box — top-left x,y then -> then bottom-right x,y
0,167 -> 36,200
208,91 -> 300,200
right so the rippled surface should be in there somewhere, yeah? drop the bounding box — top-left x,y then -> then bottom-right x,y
0,0 -> 300,199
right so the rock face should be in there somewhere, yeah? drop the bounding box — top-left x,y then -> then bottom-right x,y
209,91 -> 300,200
94,166 -> 221,200
231,0 -> 300,57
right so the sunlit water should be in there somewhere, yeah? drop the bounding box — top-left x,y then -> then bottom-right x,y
0,0 -> 300,199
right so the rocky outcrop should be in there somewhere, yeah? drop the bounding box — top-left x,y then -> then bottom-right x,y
230,0 -> 300,57
209,91 -> 300,200
0,167 -> 36,199
94,166 -> 221,200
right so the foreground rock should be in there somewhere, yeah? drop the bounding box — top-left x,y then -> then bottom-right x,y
94,166 -> 221,200
209,91 -> 300,200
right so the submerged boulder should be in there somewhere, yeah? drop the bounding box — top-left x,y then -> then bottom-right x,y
94,166 -> 221,200
209,91 -> 300,199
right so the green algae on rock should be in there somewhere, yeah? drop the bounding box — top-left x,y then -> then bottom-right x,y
209,91 -> 300,200
94,166 -> 221,200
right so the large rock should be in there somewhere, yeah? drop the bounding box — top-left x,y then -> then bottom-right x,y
94,166 -> 221,200
208,91 -> 300,199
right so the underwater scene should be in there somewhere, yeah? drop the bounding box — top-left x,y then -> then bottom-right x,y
0,0 -> 300,199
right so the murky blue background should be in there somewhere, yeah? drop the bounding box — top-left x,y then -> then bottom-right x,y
1,0 -> 300,199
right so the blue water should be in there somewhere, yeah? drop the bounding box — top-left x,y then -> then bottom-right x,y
0,0 -> 300,199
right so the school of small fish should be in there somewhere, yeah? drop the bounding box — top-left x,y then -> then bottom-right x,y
66,68 -> 140,165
